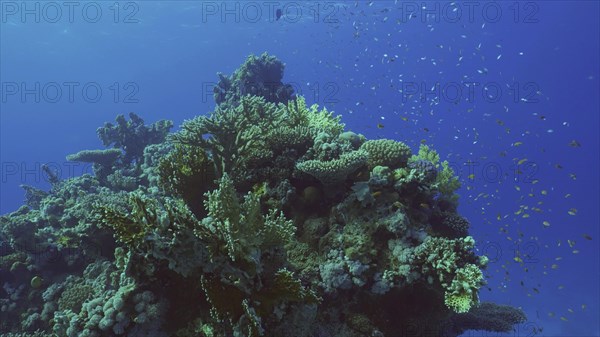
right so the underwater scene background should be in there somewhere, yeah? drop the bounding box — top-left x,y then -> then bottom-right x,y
0,1 -> 598,336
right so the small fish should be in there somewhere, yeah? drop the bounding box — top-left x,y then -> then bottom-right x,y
583,234 -> 592,240
568,140 -> 581,147
512,141 -> 523,147
275,8 -> 283,21
377,123 -> 385,129
543,221 -> 550,227
371,191 -> 382,198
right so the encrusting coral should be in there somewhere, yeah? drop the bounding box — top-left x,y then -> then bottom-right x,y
0,53 -> 526,337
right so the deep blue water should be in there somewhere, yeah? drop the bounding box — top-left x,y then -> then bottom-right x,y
1,1 -> 598,336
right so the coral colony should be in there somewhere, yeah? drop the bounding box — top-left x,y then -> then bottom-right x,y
0,54 -> 525,337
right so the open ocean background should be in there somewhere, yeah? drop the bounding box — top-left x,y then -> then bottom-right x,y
1,1 -> 599,336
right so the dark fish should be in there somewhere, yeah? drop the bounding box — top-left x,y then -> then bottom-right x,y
276,9 -> 282,21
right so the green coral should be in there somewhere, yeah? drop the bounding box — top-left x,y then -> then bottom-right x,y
195,174 -> 318,335
158,144 -> 216,215
171,95 -> 281,179
444,264 -> 484,313
413,236 -> 486,313
92,193 -> 150,247
296,150 -> 367,184
285,96 -> 345,136
171,95 -> 344,188
265,125 -> 314,153
195,173 -> 295,262
410,144 -> 461,195
360,139 -> 412,169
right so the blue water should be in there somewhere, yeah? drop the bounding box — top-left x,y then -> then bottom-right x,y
1,1 -> 598,336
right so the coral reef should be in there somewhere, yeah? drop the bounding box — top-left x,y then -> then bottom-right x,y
97,112 -> 172,163
214,52 -> 295,109
0,54 -> 525,337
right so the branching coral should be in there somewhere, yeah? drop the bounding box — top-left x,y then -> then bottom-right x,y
409,144 -> 461,197
97,112 -> 172,163
171,95 -> 344,188
412,236 -> 486,313
195,174 -> 318,335
195,173 -> 295,262
158,144 -> 216,216
285,96 -> 345,136
214,52 -> 295,109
